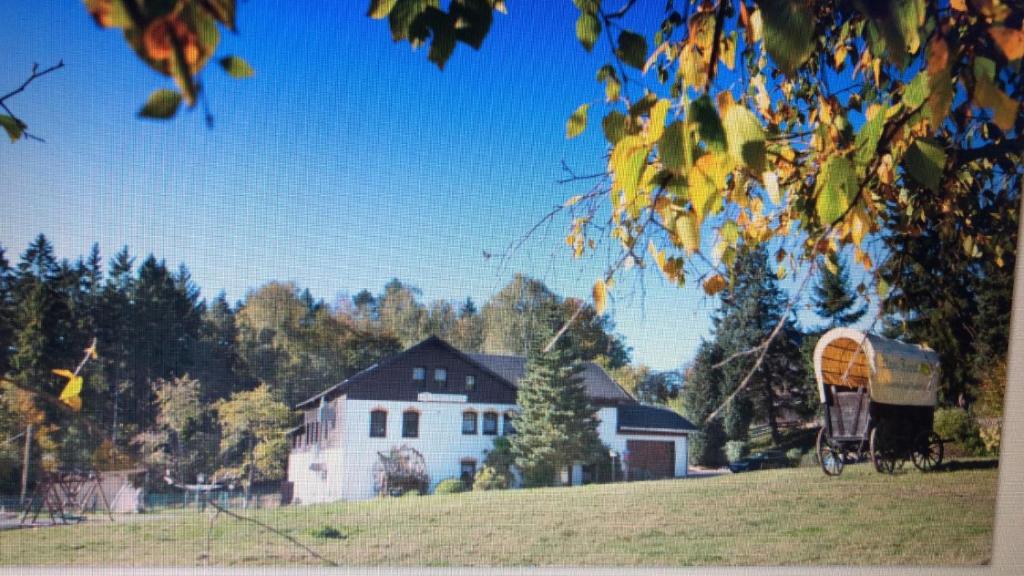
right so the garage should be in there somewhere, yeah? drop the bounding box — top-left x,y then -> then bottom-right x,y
626,439 -> 676,480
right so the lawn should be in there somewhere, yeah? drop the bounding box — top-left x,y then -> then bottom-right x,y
0,462 -> 997,567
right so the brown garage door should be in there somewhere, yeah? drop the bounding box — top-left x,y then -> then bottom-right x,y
626,440 -> 675,480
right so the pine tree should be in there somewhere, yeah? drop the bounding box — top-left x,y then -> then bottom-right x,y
0,246 -> 14,375
811,253 -> 866,328
683,341 -> 727,467
710,246 -> 810,445
509,333 -> 604,487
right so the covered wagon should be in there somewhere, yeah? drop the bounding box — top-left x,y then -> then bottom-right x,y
813,328 -> 943,475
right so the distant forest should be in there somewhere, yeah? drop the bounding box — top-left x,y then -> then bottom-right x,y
0,234 -> 641,490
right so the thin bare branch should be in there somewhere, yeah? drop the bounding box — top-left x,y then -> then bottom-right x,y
1,60 -> 65,142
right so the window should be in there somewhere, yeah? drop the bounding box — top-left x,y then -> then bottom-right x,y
369,410 -> 387,438
412,367 -> 425,381
465,375 -> 475,391
503,412 -> 516,435
483,412 -> 498,435
460,459 -> 476,486
462,411 -> 477,434
402,410 -> 419,438
434,368 -> 447,386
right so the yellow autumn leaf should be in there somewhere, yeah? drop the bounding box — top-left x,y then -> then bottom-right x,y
675,212 -> 701,255
689,153 -> 733,221
593,279 -> 608,314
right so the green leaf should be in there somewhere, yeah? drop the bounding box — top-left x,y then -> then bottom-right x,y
368,0 -> 398,18
203,0 -> 237,30
0,115 -> 24,142
854,105 -> 886,168
451,0 -> 494,50
616,31 -> 648,70
647,98 -> 670,144
815,156 -> 858,225
610,136 -> 649,196
903,138 -> 946,192
863,0 -> 924,67
903,70 -> 930,109
388,0 -> 439,42
575,11 -> 601,52
758,0 -> 816,75
659,120 -> 688,172
602,111 -> 627,144
219,56 -> 255,78
688,95 -> 726,154
723,105 -> 767,174
567,103 -> 590,139
139,89 -> 182,119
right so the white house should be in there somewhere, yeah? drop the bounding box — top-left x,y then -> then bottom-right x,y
285,336 -> 695,503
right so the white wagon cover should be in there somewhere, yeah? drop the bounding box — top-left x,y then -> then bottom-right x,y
813,328 -> 940,407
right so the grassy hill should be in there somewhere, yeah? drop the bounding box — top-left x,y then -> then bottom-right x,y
0,462 -> 997,567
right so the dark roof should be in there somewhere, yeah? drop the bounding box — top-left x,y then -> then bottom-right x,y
467,353 -> 634,404
616,403 -> 697,433
295,336 -> 517,409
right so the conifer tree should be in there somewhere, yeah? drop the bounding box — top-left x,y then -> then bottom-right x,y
683,341 -> 727,467
811,253 -> 867,328
509,328 -> 604,487
709,246 -> 810,444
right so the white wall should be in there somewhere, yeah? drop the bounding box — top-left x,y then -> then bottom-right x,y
338,398 -> 515,501
289,402 -> 688,503
595,407 -> 689,479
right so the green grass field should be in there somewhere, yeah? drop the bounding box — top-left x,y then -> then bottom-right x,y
0,462 -> 997,567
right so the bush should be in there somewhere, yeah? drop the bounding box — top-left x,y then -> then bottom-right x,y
786,448 -> 803,467
725,441 -> 750,463
799,450 -> 819,468
934,407 -> 987,456
934,407 -> 973,442
434,478 -> 466,495
473,466 -> 509,491
308,526 -> 345,539
689,420 -> 727,468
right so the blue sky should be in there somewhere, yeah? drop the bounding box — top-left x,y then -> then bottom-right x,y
0,2 -> 862,370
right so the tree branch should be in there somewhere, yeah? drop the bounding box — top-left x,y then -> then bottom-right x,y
1,60 -> 65,142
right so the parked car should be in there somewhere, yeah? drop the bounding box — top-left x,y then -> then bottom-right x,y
728,450 -> 790,473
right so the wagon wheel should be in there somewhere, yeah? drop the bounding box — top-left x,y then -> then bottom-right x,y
816,427 -> 844,476
869,427 -> 898,475
911,431 -> 944,472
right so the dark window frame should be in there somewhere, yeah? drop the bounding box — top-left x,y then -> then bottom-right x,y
465,375 -> 475,391
412,367 -> 426,381
402,410 -> 420,438
482,411 -> 499,436
369,409 -> 387,438
462,410 -> 478,435
460,459 -> 477,486
503,412 -> 516,435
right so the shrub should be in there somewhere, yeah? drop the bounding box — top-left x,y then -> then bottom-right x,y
473,466 -> 509,491
308,526 -> 345,539
934,407 -> 974,442
725,441 -> 750,463
689,420 -> 727,468
934,407 -> 987,456
786,448 -> 803,467
799,450 -> 819,468
434,478 -> 466,495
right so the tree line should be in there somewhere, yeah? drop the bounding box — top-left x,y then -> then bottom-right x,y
0,234 -> 635,490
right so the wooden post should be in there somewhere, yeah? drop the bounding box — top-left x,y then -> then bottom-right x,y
19,424 -> 32,506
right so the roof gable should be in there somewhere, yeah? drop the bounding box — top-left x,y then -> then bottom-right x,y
296,336 -> 518,408
466,353 -> 635,404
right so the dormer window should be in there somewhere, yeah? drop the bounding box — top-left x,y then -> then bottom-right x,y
434,368 -> 447,386
465,375 -> 475,391
413,367 -> 425,381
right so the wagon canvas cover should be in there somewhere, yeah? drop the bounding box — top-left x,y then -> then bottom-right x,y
813,328 -> 940,407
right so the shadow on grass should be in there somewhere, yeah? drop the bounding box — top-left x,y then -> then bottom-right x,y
933,459 -> 999,473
